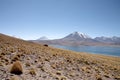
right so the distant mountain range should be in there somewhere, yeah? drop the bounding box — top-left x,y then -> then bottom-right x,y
31,32 -> 120,46
95,36 -> 120,43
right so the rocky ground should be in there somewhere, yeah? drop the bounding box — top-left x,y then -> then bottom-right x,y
0,33 -> 120,80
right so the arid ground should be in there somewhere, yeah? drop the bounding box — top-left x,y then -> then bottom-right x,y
0,34 -> 120,80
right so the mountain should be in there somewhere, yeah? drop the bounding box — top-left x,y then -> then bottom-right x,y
32,32 -> 101,46
95,36 -> 120,42
95,36 -> 120,45
37,36 -> 49,40
62,32 -> 91,41
31,32 -> 120,46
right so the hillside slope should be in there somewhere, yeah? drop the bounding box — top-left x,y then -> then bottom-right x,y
0,33 -> 120,80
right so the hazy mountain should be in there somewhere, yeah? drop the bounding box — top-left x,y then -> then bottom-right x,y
37,36 -> 49,40
95,36 -> 120,42
94,36 -> 120,45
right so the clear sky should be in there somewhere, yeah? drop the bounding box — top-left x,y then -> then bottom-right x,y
0,0 -> 120,40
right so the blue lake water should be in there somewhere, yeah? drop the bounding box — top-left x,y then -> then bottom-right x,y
51,45 -> 120,57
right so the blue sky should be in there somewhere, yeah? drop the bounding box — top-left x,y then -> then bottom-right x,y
0,0 -> 120,40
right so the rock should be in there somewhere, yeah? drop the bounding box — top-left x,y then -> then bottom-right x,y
43,44 -> 48,47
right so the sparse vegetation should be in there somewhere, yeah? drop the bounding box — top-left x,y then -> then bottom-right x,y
56,71 -> 62,75
43,44 -> 48,47
59,76 -> 67,80
29,68 -> 36,76
10,61 -> 23,75
0,33 -> 120,80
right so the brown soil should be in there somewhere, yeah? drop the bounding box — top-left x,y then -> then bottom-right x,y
0,33 -> 120,80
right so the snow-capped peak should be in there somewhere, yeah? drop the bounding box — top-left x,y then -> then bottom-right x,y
71,32 -> 91,39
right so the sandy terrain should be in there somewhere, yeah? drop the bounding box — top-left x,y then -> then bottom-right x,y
0,33 -> 120,80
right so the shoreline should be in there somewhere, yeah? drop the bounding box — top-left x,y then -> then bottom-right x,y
50,44 -> 120,57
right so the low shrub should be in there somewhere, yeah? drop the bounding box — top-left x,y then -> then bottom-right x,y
10,61 -> 23,75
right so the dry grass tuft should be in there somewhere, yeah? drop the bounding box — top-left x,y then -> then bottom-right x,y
10,61 -> 23,75
97,77 -> 102,80
59,76 -> 67,80
96,74 -> 102,80
29,68 -> 36,76
56,71 -> 62,75
11,56 -> 20,62
0,61 -> 3,66
25,62 -> 31,67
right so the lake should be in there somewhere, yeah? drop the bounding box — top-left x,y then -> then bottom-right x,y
51,45 -> 120,56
